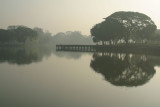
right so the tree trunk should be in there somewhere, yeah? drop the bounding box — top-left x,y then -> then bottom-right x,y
125,35 -> 129,45
126,40 -> 128,45
102,41 -> 104,45
96,42 -> 98,45
109,40 -> 111,45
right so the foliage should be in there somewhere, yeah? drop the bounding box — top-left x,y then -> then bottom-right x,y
33,27 -> 53,45
52,31 -> 94,45
0,25 -> 38,44
91,11 -> 157,45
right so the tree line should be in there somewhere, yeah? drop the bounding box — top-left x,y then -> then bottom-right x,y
0,26 -> 95,46
1,11 -> 159,46
91,11 -> 158,45
0,26 -> 37,44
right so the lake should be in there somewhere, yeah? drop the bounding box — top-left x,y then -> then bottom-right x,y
0,47 -> 160,107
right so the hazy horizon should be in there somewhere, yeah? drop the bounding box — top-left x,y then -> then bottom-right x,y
0,0 -> 160,35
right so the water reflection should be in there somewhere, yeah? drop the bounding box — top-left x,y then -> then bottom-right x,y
90,52 -> 159,87
54,51 -> 83,59
0,46 -> 91,65
0,47 -> 53,65
1,46 -> 160,87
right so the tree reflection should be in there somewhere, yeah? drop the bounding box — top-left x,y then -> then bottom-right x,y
0,46 -> 52,65
90,53 -> 156,87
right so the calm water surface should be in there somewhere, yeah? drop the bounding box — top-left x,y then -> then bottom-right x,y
0,47 -> 160,107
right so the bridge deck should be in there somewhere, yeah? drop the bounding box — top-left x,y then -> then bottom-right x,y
56,45 -> 96,52
56,44 -> 160,53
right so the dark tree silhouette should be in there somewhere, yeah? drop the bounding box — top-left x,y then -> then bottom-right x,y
108,11 -> 157,43
0,26 -> 38,44
90,53 -> 156,87
0,29 -> 13,43
91,18 -> 127,45
93,37 -> 99,45
91,11 -> 157,45
10,26 -> 38,43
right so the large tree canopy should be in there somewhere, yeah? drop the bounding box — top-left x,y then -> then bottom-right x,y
91,11 -> 157,45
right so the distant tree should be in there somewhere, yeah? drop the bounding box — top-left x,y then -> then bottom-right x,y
52,31 -> 95,45
33,27 -> 44,36
0,26 -> 38,44
33,27 -> 53,45
7,26 -> 18,30
0,29 -> 13,43
14,26 -> 38,43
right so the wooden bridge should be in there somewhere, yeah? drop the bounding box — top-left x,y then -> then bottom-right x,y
56,45 -> 130,52
56,44 -> 160,55
56,45 -> 96,52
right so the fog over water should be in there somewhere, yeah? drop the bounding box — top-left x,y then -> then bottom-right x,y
0,47 -> 160,107
1,0 -> 160,106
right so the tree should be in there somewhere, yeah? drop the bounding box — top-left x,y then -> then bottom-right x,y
14,26 -> 38,43
91,11 -> 157,45
0,26 -> 38,44
108,11 -> 157,43
92,37 -> 99,45
101,18 -> 128,44
0,29 -> 16,43
33,27 -> 53,45
90,23 -> 102,44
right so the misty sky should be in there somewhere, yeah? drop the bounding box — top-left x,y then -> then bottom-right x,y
0,0 -> 160,35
